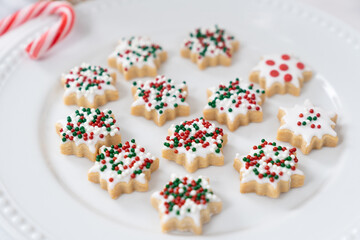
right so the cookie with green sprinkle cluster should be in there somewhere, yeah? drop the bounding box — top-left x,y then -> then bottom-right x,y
151,174 -> 222,234
233,139 -> 305,198
277,99 -> 338,154
181,25 -> 239,70
88,139 -> 159,199
61,63 -> 118,108
131,75 -> 190,126
108,36 -> 167,80
55,108 -> 121,161
203,78 -> 265,131
162,117 -> 227,173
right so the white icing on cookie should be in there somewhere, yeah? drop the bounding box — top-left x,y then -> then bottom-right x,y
152,174 -> 221,226
236,139 -> 303,188
62,63 -> 116,103
163,118 -> 225,163
182,25 -> 237,61
204,78 -> 265,122
279,99 -> 337,146
109,36 -> 164,71
132,75 -> 188,118
58,108 -> 120,153
252,54 -> 311,88
88,140 -> 157,190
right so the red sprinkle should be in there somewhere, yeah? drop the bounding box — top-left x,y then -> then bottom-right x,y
297,62 -> 305,70
270,70 -> 279,77
279,64 -> 289,71
284,74 -> 292,82
266,60 -> 275,65
282,54 -> 290,60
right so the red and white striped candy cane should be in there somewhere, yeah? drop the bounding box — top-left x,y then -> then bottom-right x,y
0,1 -> 75,59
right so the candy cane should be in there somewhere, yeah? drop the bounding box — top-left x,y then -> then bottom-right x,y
0,1 -> 75,59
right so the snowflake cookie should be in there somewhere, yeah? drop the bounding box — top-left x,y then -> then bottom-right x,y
162,117 -> 227,173
233,139 -> 305,198
151,174 -> 222,234
250,54 -> 312,97
203,78 -> 265,132
131,75 -> 190,126
55,108 -> 121,161
181,25 -> 239,70
61,63 -> 118,108
108,36 -> 167,80
88,139 -> 159,199
277,99 -> 338,154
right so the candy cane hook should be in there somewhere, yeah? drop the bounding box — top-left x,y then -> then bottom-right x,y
0,1 -> 75,59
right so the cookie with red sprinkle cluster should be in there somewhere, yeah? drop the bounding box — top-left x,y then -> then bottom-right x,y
162,117 -> 227,173
108,36 -> 167,80
250,54 -> 312,97
277,99 -> 338,154
233,139 -> 305,198
151,174 -> 222,235
88,139 -> 159,199
55,108 -> 121,161
181,25 -> 239,70
131,75 -> 190,126
203,78 -> 265,132
61,63 -> 118,108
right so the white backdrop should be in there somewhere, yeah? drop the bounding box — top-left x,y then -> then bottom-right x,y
0,0 -> 359,30
0,0 -> 358,239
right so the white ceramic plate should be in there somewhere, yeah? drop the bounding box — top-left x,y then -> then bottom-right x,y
0,0 -> 359,239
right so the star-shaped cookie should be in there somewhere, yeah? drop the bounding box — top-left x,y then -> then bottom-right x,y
108,36 -> 167,80
277,99 -> 338,154
88,139 -> 159,199
131,75 -> 190,126
233,139 -> 305,198
61,63 -> 118,108
181,25 -> 239,70
162,117 -> 227,172
151,174 -> 222,234
55,108 -> 121,161
203,78 -> 265,131
250,54 -> 312,97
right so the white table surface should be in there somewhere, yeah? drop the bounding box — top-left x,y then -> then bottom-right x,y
0,0 -> 358,239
